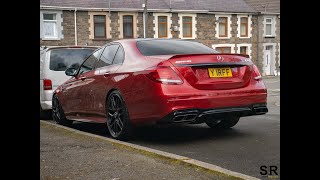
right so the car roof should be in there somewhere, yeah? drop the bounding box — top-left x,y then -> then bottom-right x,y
42,46 -> 99,51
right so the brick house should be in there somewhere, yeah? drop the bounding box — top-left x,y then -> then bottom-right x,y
40,0 -> 280,76
244,0 -> 280,76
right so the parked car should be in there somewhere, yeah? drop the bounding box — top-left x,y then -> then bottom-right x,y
53,39 -> 268,140
40,46 -> 97,118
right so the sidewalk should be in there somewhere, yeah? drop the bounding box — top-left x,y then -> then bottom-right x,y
262,75 -> 280,80
40,122 -> 233,180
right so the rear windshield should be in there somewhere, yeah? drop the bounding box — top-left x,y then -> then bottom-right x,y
136,40 -> 218,56
49,48 -> 95,71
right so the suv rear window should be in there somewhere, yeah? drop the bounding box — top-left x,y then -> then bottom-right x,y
49,48 -> 95,71
136,40 -> 218,56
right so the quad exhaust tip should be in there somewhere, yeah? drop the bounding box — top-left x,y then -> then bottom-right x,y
169,104 -> 268,124
172,114 -> 198,123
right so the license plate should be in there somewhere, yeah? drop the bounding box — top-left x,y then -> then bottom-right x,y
208,68 -> 232,78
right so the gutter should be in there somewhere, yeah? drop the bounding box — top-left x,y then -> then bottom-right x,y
40,5 -> 260,14
41,6 -> 259,14
260,12 -> 280,15
40,5 -> 209,13
207,11 -> 258,15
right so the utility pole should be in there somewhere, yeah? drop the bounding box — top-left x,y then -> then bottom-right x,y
143,0 -> 148,38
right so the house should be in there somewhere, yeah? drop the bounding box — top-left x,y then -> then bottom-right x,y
243,0 -> 280,76
40,0 -> 280,76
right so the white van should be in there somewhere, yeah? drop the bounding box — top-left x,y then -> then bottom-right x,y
40,46 -> 97,118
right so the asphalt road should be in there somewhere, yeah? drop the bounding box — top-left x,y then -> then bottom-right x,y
45,76 -> 280,179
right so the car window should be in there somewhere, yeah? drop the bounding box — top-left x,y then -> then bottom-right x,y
95,45 -> 119,68
113,45 -> 125,64
49,48 -> 95,71
78,48 -> 103,74
136,40 -> 218,56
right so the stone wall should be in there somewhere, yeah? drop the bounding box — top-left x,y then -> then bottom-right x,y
76,11 -> 90,46
110,12 -> 120,40
40,10 -> 280,73
195,14 -> 216,47
147,12 -> 155,38
171,13 -> 180,39
137,12 -> 144,38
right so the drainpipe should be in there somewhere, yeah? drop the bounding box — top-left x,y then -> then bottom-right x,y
74,8 -> 78,46
256,14 -> 260,72
143,0 -> 148,38
109,0 -> 111,16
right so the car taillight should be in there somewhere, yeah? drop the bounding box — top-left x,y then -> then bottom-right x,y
253,65 -> 262,81
144,66 -> 183,85
43,79 -> 52,90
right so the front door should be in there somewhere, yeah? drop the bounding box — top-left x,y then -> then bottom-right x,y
65,48 -> 102,119
264,46 -> 273,75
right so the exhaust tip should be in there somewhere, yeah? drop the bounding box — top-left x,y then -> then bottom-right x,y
172,113 -> 198,123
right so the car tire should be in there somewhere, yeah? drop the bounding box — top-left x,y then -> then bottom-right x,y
106,90 -> 132,140
52,95 -> 73,126
206,116 -> 240,129
40,105 -> 51,120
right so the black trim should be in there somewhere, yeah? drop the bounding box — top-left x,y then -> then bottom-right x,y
157,103 -> 268,124
174,62 -> 252,67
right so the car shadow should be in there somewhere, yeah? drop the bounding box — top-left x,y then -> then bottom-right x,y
70,121 -> 249,144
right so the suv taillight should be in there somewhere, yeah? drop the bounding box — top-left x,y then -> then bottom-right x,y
144,66 -> 183,85
253,65 -> 262,81
43,79 -> 52,90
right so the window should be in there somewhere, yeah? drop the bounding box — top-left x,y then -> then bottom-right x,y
43,14 -> 57,38
239,46 -> 247,55
158,16 -> 168,38
113,46 -> 125,64
94,15 -> 106,38
123,15 -> 133,38
78,49 -> 102,74
266,45 -> 273,50
96,45 -> 119,68
265,18 -> 273,36
215,47 -> 231,53
219,17 -> 228,37
182,16 -> 192,37
49,48 -> 95,71
240,17 -> 248,37
137,40 -> 217,56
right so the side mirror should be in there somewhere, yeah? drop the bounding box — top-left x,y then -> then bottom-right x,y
65,67 -> 77,76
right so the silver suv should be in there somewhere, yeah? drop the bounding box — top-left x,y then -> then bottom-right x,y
40,46 -> 97,118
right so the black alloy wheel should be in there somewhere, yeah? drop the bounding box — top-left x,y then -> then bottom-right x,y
52,95 -> 72,126
106,90 -> 132,140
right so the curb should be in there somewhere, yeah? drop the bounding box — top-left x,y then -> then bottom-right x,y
262,75 -> 280,79
40,120 -> 260,180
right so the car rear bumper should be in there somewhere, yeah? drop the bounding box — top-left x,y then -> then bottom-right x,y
128,89 -> 267,125
157,103 -> 268,124
40,100 -> 52,110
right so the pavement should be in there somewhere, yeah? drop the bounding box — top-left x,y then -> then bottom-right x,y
41,121 -> 245,180
41,76 -> 280,180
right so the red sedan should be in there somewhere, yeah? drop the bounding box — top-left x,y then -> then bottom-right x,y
53,39 -> 268,140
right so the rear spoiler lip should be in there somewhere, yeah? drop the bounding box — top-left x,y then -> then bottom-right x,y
166,53 -> 250,60
174,62 -> 253,67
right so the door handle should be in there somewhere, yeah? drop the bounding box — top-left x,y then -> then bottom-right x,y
103,72 -> 111,77
80,76 -> 86,81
